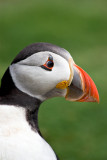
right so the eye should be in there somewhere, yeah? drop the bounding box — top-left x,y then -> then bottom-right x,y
41,55 -> 54,71
46,60 -> 54,68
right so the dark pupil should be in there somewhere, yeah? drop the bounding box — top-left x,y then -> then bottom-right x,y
47,61 -> 54,68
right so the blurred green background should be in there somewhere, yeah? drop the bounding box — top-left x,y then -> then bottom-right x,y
0,0 -> 107,159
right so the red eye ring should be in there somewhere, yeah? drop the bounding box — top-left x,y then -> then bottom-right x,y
41,56 -> 54,71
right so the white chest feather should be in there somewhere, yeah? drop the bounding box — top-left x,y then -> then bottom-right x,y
0,105 -> 57,160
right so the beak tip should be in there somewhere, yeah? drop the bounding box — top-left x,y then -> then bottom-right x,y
95,94 -> 100,104
91,96 -> 99,103
91,83 -> 100,104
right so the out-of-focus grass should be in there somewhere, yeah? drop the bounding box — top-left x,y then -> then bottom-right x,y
0,0 -> 107,159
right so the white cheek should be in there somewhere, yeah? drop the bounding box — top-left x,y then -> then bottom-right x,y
10,53 -> 71,99
10,65 -> 52,96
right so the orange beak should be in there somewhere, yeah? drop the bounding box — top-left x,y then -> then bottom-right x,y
66,64 -> 99,103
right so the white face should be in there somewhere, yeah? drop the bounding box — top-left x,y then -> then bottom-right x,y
9,51 -> 73,101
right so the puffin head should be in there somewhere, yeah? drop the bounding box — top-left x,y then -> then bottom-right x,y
0,43 -> 99,106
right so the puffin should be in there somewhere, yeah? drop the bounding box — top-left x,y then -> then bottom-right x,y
0,43 -> 99,160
